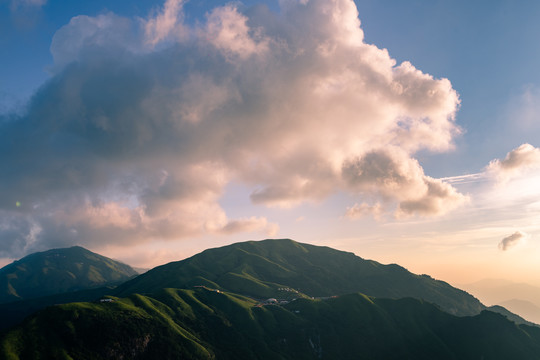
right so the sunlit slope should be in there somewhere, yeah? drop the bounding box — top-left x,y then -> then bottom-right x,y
3,288 -> 540,360
116,239 -> 483,316
0,246 -> 137,304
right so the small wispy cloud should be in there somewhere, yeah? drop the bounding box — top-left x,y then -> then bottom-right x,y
499,231 -> 528,251
439,173 -> 487,185
439,144 -> 540,187
10,0 -> 46,11
346,202 -> 383,220
487,143 -> 540,181
216,217 -> 279,236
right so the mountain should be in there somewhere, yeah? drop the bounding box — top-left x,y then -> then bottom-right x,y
460,278 -> 540,324
461,279 -> 540,306
3,288 -> 540,359
3,239 -> 540,359
499,300 -> 540,325
486,305 -> 538,327
0,246 -> 137,304
115,238 -> 484,316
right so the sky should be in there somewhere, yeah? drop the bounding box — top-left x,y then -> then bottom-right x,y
1,0 -> 540,287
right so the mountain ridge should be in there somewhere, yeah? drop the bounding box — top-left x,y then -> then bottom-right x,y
114,238 -> 485,317
2,239 -> 540,359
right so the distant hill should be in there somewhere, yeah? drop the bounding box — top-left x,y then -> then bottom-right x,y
132,267 -> 150,274
3,288 -> 540,359
461,278 -> 540,324
499,300 -> 540,325
0,246 -> 137,304
115,239 -> 484,316
461,279 -> 540,305
486,305 -> 538,327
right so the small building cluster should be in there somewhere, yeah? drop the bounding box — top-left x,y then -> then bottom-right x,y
277,287 -> 298,293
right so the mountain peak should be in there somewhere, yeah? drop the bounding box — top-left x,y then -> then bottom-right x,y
115,238 -> 483,316
0,246 -> 137,304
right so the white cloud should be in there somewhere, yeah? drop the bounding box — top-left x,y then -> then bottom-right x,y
0,0 -> 464,256
205,4 -> 269,61
144,0 -> 187,47
345,202 -> 383,220
487,143 -> 540,181
50,13 -> 144,71
10,0 -> 46,11
342,148 -> 467,217
217,217 -> 279,236
397,177 -> 468,217
499,231 -> 528,251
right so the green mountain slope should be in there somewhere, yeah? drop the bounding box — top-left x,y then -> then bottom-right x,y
0,286 -> 117,331
3,288 -> 540,360
115,239 -> 483,316
0,246 -> 137,304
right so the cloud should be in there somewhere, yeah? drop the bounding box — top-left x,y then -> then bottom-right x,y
487,143 -> 540,181
438,143 -> 540,189
217,217 -> 279,236
345,202 -> 383,220
205,4 -> 269,60
144,0 -> 187,47
499,231 -> 528,251
9,0 -> 46,11
0,214 -> 41,256
0,0 -> 464,257
505,85 -> 540,132
49,13 -> 144,71
342,148 -> 467,217
397,177 -> 468,217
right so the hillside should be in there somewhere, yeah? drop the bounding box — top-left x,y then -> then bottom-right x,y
0,246 -> 137,304
115,239 -> 484,316
3,287 -> 540,360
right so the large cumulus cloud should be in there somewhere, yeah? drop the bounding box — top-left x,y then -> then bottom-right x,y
0,0 -> 464,256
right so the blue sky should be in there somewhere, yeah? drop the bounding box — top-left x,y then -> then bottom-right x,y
356,0 -> 540,172
1,0 -> 540,287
